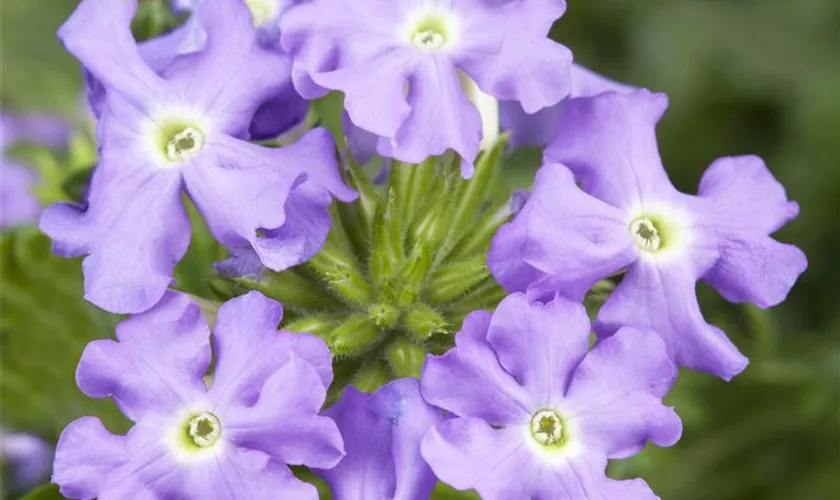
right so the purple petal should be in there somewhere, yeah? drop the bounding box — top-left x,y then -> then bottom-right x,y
421,310 -> 532,425
597,260 -> 749,380
1,432 -> 52,490
545,90 -> 673,210
224,354 -> 344,469
378,57 -> 481,177
208,291 -> 333,407
75,292 -> 210,420
316,387 -> 396,500
696,155 -> 807,307
500,64 -> 636,149
489,163 -> 635,299
310,52 -> 413,139
455,0 -> 572,113
41,164 -> 189,314
59,0 -> 164,107
485,294 -> 590,405
53,417 -> 128,500
565,327 -> 682,459
249,83 -> 310,140
370,378 -> 443,500
169,0 -> 293,137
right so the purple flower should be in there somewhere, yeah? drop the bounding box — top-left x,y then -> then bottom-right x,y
500,63 -> 637,149
490,90 -> 807,380
86,0 -> 307,140
42,0 -> 356,314
281,0 -> 573,176
52,291 -> 344,500
420,293 -> 680,499
0,431 -> 53,491
0,113 -> 69,227
316,379 -> 444,500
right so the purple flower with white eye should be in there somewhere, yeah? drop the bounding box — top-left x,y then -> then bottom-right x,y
42,0 -> 356,314
420,293 -> 680,500
52,291 -> 344,500
315,378 -> 444,500
500,63 -> 637,150
281,0 -> 572,177
85,0 -> 307,140
490,90 -> 807,380
0,113 -> 69,227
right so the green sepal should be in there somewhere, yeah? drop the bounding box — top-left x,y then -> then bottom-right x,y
238,270 -> 340,313
404,157 -> 439,226
444,133 -> 509,256
368,303 -> 401,330
284,314 -> 338,339
385,337 -> 426,378
370,188 -> 405,283
404,303 -> 448,341
426,254 -> 490,304
335,154 -> 380,256
447,199 -> 512,261
352,359 -> 391,393
328,314 -> 382,357
307,237 -> 372,306
445,278 -> 506,324
396,244 -> 432,306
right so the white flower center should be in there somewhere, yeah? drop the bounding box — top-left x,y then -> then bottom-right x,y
530,409 -> 564,447
187,412 -> 221,448
629,217 -> 662,252
405,12 -> 457,51
165,126 -> 205,163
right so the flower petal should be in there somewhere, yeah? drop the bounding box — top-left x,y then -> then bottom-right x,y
41,161 -> 189,314
76,291 -> 210,420
315,387 -> 396,500
224,354 -> 344,469
421,310 -> 531,426
565,327 -> 681,459
378,57 -> 481,177
597,260 -> 749,380
53,417 -> 128,500
370,378 -> 444,500
696,155 -> 807,307
489,163 -> 635,300
455,0 -> 572,113
545,90 -> 673,210
58,0 -> 163,107
168,0 -> 292,136
208,291 -> 333,407
486,294 -> 590,406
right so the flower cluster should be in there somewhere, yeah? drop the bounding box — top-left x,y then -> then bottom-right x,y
25,0 -> 806,498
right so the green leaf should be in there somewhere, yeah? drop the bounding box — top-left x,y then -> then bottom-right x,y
0,229 -> 130,441
20,484 -> 65,500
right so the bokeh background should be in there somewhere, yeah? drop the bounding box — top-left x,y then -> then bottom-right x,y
1,0 -> 838,498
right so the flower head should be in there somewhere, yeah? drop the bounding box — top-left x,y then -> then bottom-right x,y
315,378 -> 444,500
490,90 -> 807,380
281,0 -> 573,176
0,431 -> 53,491
52,291 -> 344,500
42,0 -> 356,314
420,293 -> 680,499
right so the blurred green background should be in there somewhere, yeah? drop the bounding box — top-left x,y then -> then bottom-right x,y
1,0 -> 838,499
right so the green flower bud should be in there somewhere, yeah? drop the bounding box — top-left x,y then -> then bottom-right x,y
427,254 -> 491,304
404,303 -> 448,341
385,337 -> 427,378
284,314 -> 338,339
328,314 -> 382,357
353,359 -> 392,393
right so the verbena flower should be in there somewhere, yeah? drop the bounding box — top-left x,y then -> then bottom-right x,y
87,0 -> 307,140
42,0 -> 356,314
0,113 -> 68,227
52,291 -> 344,500
280,0 -> 573,176
315,379 -> 444,500
420,293 -> 681,499
500,64 -> 636,149
490,90 -> 807,380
